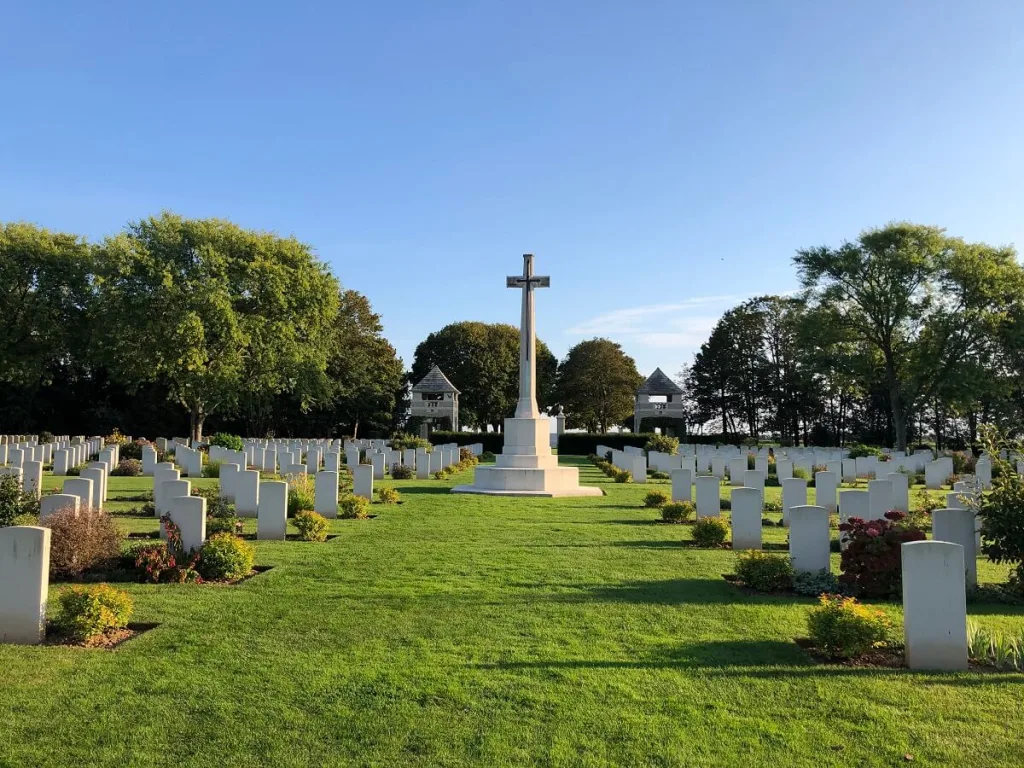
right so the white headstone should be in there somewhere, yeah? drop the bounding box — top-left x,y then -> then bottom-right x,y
695,476 -> 720,519
40,494 -> 80,521
731,487 -> 762,550
789,505 -> 831,574
814,471 -> 838,514
169,495 -> 206,553
886,472 -> 909,514
235,469 -> 260,517
257,481 -> 288,540
353,465 -> 373,500
932,508 -> 978,588
781,478 -> 808,526
901,540 -> 968,671
670,468 -> 692,503
0,526 -> 51,644
314,471 -> 338,518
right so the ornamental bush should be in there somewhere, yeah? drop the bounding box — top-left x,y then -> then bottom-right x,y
377,487 -> 401,505
294,511 -> 329,541
45,507 -> 124,579
198,534 -> 254,581
792,569 -> 841,597
661,501 -> 694,523
287,474 -> 316,517
339,494 -> 370,519
644,435 -> 679,455
111,458 -> 143,477
389,433 -> 431,452
55,584 -> 133,643
391,465 -> 414,480
613,470 -> 633,484
0,474 -> 39,527
977,426 -> 1024,595
643,490 -> 669,508
846,444 -> 883,459
208,433 -> 244,452
838,511 -> 925,598
806,594 -> 891,659
734,551 -> 793,592
692,517 -> 728,547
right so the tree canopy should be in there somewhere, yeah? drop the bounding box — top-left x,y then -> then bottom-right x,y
555,338 -> 642,433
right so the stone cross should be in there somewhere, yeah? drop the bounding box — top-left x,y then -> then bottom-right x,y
506,253 -> 550,419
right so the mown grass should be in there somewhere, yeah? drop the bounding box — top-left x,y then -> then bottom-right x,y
0,458 -> 1021,767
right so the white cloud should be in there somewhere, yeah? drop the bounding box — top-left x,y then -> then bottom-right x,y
566,295 -> 741,337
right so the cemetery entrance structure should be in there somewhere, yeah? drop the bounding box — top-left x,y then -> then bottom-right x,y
452,254 -> 600,497
410,365 -> 460,434
633,368 -> 685,434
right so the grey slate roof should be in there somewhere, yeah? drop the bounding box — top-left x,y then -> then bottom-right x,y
637,367 -> 683,395
412,365 -> 460,394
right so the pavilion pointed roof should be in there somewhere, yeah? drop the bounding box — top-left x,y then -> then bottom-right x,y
637,367 -> 683,396
412,365 -> 460,394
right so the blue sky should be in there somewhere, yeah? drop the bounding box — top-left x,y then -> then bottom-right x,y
3,1 -> 1023,378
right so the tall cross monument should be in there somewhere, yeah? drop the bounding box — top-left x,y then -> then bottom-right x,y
451,253 -> 601,497
506,254 -> 549,419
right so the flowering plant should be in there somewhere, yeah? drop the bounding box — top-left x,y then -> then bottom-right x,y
838,510 -> 925,598
133,516 -> 203,583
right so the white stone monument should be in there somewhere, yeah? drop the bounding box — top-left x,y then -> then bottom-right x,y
258,481 -> 288,540
0,526 -> 51,644
901,540 -> 968,670
730,487 -> 762,550
453,254 -> 600,497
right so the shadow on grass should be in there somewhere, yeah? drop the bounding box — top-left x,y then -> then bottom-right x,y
396,484 -> 452,495
509,577 -> 749,605
476,641 -> 1024,683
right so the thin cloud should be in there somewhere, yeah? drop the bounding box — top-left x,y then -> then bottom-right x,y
566,295 -> 742,336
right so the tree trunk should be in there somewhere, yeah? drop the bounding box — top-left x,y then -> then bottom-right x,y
189,401 -> 205,444
352,420 -> 360,439
884,355 -> 908,451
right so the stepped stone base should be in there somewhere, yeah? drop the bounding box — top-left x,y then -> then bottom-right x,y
451,417 -> 602,498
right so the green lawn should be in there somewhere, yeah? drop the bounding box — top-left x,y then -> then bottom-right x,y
2,458 -> 1022,767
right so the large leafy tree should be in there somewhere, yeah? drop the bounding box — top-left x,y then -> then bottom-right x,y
410,321 -> 557,429
0,223 -> 94,387
555,338 -> 643,433
795,223 -> 1024,450
94,213 -> 339,441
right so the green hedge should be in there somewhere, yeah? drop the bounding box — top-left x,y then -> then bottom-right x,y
428,432 -> 505,454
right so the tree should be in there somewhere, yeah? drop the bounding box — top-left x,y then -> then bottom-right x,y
410,322 -> 557,429
794,223 -> 1024,451
93,213 -> 339,442
555,338 -> 643,433
0,223 -> 94,387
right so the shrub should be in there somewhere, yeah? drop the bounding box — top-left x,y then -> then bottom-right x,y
459,447 -> 476,464
208,433 -> 244,452
644,435 -> 679,455
377,487 -> 401,505
846,444 -> 883,459
203,460 -> 222,478
339,494 -> 370,519
661,501 -> 694,522
792,467 -> 810,481
806,594 -> 891,659
0,474 -> 40,527
45,507 -> 124,579
793,569 -> 841,597
977,426 -> 1024,593
838,511 -> 925,598
719,497 -> 732,511
55,584 -> 133,643
433,471 -> 444,480
614,470 -> 633,484
643,490 -> 669,508
734,551 -> 794,592
480,451 -> 496,463
294,511 -> 329,541
390,433 -> 431,452
692,517 -> 728,547
648,470 -> 670,480
198,533 -> 254,581
119,440 -> 144,460
287,473 -> 316,517
207,511 -> 241,536
391,464 -> 414,480
111,458 -> 143,477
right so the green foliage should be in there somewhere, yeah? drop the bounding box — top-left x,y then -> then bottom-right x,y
293,511 -> 329,542
556,338 -> 644,433
111,458 -> 143,477
977,427 -> 1024,583
792,569 -> 841,597
208,433 -> 244,451
846,444 -> 882,459
613,469 -> 633,484
966,620 -> 1024,671
287,474 -> 316,517
55,584 -> 133,643
0,474 -> 40,527
93,212 -> 340,441
806,595 -> 891,659
692,517 -> 728,547
198,533 -> 255,582
44,507 -> 124,579
390,433 -> 430,452
556,433 -> 651,456
660,501 -> 694,523
643,490 -> 669,508
391,465 -> 414,480
429,431 -> 504,455
377,487 -> 401,505
792,467 -> 809,481
203,460 -> 222,478
411,322 -> 558,429
734,551 -> 794,592
838,512 -> 926,598
480,451 -> 496,463
339,494 -> 370,519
